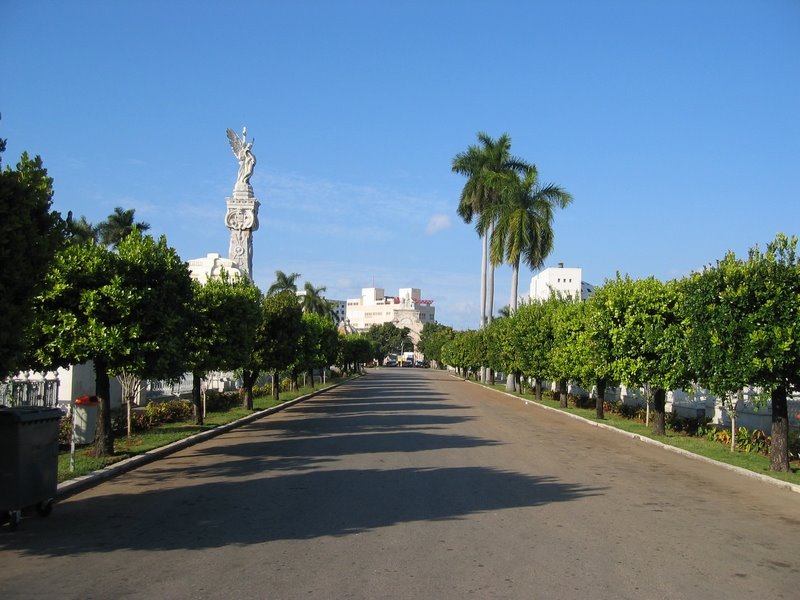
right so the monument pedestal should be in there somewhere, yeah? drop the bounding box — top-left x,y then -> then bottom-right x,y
225,189 -> 259,279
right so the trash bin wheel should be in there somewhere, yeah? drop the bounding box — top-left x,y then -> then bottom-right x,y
36,499 -> 54,517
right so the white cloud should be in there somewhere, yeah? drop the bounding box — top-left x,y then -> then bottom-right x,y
425,214 -> 452,235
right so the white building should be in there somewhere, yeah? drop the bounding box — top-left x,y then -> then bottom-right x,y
529,264 -> 595,302
345,287 -> 435,344
187,252 -> 243,282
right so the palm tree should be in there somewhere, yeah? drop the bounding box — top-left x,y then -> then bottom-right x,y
452,132 -> 533,383
96,207 -> 150,247
452,132 -> 533,331
300,281 -> 335,320
480,169 -> 572,389
65,211 -> 98,244
267,270 -> 301,296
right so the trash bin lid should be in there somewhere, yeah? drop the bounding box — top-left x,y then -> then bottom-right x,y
0,406 -> 64,425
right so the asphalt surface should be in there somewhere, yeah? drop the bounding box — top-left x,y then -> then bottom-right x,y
1,368 -> 798,599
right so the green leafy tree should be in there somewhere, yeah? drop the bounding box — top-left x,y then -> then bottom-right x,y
96,206 -> 150,247
546,297 -> 584,407
452,132 -> 533,340
311,313 -> 340,385
442,329 -> 487,380
291,312 -> 340,389
187,274 -> 262,423
241,290 -> 303,405
576,292 -> 618,419
364,322 -> 412,365
682,234 -> 800,471
485,316 -> 524,387
596,275 -> 690,436
29,232 -> 194,455
0,148 -> 65,376
514,301 -> 556,401
337,334 -> 373,374
267,270 -> 301,296
417,322 -> 455,368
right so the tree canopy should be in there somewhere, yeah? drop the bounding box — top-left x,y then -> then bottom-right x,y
241,290 -> 304,404
681,234 -> 800,470
0,148 -> 65,377
28,231 -> 194,454
186,273 -> 262,423
364,322 -> 412,365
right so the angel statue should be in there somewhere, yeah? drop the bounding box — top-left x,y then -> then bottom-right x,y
227,127 -> 257,192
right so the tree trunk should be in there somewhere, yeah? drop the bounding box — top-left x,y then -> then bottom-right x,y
272,371 -> 280,402
559,379 -> 568,408
126,397 -> 133,437
596,379 -> 606,420
652,387 -> 666,435
93,359 -> 114,456
505,374 -> 516,392
487,223 -> 495,326
479,233 -> 488,385
535,379 -> 542,402
307,368 -> 315,389
505,262 -> 519,392
479,232 -> 488,330
191,371 -> 203,426
241,368 -> 258,410
769,384 -> 790,472
291,371 -> 299,391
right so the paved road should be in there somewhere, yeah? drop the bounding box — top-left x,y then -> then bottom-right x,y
1,369 -> 798,599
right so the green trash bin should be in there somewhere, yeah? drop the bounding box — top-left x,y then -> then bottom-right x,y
0,406 -> 62,530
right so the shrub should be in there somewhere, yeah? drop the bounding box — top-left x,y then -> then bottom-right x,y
112,410 -> 148,435
59,415 -> 72,448
204,390 -> 239,412
611,403 -> 647,421
251,384 -> 271,398
570,394 -> 594,409
707,427 -> 731,446
706,425 -> 771,455
789,428 -> 800,460
666,413 -> 713,437
736,426 -> 769,455
144,399 -> 193,426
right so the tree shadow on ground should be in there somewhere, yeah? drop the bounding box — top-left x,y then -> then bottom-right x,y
1,368 -> 605,557
2,465 -> 605,557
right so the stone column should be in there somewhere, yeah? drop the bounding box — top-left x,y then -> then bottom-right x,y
225,189 -> 259,279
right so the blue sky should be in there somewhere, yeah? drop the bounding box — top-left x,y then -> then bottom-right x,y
3,0 -> 799,330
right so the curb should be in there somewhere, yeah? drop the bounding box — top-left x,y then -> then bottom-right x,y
57,377 -> 356,501
452,373 -> 800,496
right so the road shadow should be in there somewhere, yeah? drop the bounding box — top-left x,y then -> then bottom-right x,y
1,466 -> 605,556
0,368 -> 605,556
